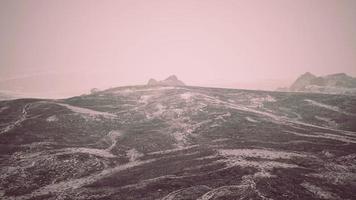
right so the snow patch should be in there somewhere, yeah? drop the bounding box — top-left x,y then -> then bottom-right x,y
172,132 -> 189,148
253,171 -> 275,178
126,149 -> 143,162
107,130 -> 122,140
60,147 -> 116,158
113,88 -> 134,94
148,145 -> 199,155
219,149 -> 306,160
218,149 -> 309,177
139,95 -> 151,104
0,106 -> 9,113
212,138 -> 230,143
249,95 -> 276,108
152,104 -> 166,117
197,185 -> 244,200
301,182 -> 340,199
246,117 -> 258,123
315,116 -> 338,128
304,99 -> 350,115
46,115 -> 58,122
284,130 -> 356,144
321,150 -> 334,158
162,185 -> 211,200
106,130 -> 122,151
180,92 -> 195,101
56,103 -> 116,118
215,112 -> 231,121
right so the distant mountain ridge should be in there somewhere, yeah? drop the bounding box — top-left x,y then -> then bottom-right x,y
279,72 -> 356,95
147,75 -> 186,86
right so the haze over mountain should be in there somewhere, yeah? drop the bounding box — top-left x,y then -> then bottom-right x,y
1,0 -> 356,98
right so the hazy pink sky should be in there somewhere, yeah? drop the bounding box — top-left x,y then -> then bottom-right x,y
1,0 -> 355,97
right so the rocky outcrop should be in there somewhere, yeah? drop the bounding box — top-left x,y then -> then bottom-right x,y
147,75 -> 186,86
290,72 -> 317,91
147,79 -> 158,86
280,72 -> 356,95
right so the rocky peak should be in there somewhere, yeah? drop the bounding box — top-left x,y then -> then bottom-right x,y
283,72 -> 356,95
300,72 -> 316,80
147,79 -> 158,85
290,72 -> 316,91
165,75 -> 179,81
147,75 -> 185,86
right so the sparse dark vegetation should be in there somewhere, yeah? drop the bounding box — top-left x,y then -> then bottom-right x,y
0,85 -> 355,199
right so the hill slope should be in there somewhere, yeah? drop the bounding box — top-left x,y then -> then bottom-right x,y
1,85 -> 356,199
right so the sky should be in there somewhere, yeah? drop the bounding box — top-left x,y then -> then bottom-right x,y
1,0 -> 355,98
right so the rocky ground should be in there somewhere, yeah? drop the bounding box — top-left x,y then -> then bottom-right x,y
0,85 -> 355,200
